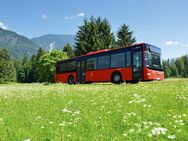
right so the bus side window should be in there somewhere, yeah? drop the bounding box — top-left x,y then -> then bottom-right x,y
86,58 -> 97,70
98,55 -> 110,69
67,61 -> 76,71
126,51 -> 131,67
61,62 -> 67,72
111,52 -> 125,68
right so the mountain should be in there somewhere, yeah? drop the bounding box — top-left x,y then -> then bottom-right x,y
0,28 -> 40,59
32,34 -> 75,51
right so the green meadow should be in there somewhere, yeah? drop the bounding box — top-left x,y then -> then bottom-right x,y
0,79 -> 187,141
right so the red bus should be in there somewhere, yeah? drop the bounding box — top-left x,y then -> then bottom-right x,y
55,43 -> 164,84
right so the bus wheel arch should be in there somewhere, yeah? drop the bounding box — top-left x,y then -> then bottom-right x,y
111,71 -> 123,84
68,75 -> 75,84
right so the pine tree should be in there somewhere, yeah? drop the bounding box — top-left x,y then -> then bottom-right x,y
36,48 -> 46,82
163,60 -> 171,78
75,16 -> 115,56
117,24 -> 136,47
29,54 -> 38,82
63,43 -> 74,58
170,60 -> 178,77
175,58 -> 184,77
17,56 -> 31,83
0,49 -> 16,83
182,55 -> 188,77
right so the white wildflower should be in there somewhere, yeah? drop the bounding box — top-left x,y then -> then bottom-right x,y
128,100 -> 134,104
49,121 -> 53,124
148,105 -> 151,108
74,110 -> 80,115
122,133 -> 128,137
151,127 -> 167,136
168,135 -> 176,140
182,114 -> 187,117
143,104 -> 147,108
127,112 -> 136,117
0,118 -> 3,123
37,116 -> 42,119
134,93 -> 140,98
62,108 -> 72,113
24,139 -> 31,141
59,122 -> 66,126
148,133 -> 152,137
143,104 -> 151,108
173,115 -> 177,118
128,128 -> 135,134
175,119 -> 183,124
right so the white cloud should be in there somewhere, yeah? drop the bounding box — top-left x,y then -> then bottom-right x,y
64,12 -> 85,20
77,12 -> 85,17
174,41 -> 178,45
165,41 -> 174,45
41,14 -> 48,20
0,22 -> 8,29
165,40 -> 188,47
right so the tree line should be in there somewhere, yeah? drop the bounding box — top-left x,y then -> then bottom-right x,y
0,16 -> 187,83
0,48 -> 68,83
163,55 -> 188,78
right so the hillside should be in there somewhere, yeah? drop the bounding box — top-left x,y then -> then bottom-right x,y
32,34 -> 75,51
0,28 -> 40,59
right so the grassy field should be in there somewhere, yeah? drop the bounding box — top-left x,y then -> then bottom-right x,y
0,79 -> 188,141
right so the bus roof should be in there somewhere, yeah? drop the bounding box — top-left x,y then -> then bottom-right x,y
57,43 -> 146,64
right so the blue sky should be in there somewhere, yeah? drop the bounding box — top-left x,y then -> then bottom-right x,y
0,0 -> 188,59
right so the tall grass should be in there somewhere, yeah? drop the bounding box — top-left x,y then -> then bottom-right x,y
0,79 -> 187,140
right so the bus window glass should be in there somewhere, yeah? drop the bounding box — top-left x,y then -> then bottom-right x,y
98,55 -> 110,69
145,50 -> 162,70
111,52 -> 125,68
61,62 -> 67,72
67,61 -> 76,71
56,64 -> 60,73
126,51 -> 131,67
86,58 -> 97,70
133,51 -> 142,72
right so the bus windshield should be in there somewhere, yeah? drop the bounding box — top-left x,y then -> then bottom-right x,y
145,46 -> 163,71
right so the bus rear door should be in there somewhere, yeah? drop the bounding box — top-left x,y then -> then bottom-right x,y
76,60 -> 86,83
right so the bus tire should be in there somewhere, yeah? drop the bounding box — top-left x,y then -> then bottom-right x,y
68,75 -> 75,84
111,72 -> 123,84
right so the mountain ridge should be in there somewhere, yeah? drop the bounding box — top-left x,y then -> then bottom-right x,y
0,28 -> 40,59
0,28 -> 76,59
31,34 -> 75,51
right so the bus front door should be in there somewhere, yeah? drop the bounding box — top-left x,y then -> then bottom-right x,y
76,61 -> 86,83
132,50 -> 143,81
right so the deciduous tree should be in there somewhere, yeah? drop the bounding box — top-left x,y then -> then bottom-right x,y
38,50 -> 68,82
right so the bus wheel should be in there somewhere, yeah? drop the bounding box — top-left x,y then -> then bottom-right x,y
68,76 -> 75,84
111,72 -> 122,84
